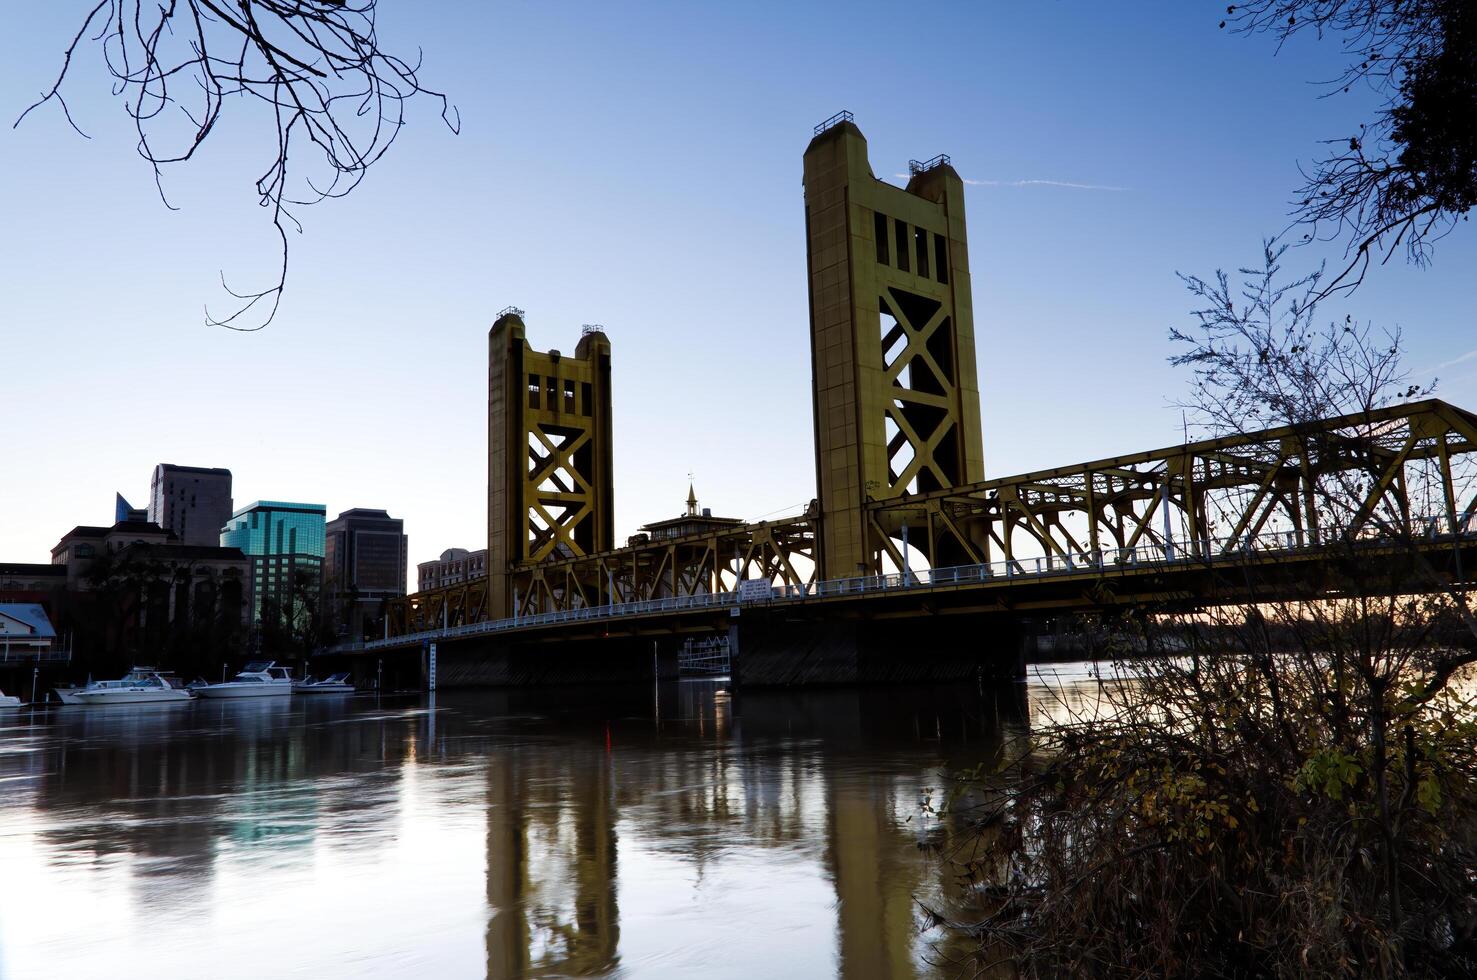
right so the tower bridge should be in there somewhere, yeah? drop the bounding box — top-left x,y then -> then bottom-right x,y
329,114 -> 1477,687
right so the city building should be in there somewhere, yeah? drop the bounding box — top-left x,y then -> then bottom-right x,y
114,493 -> 147,523
323,508 -> 407,641
220,501 -> 326,634
149,464 -> 234,547
51,520 -> 177,586
49,520 -> 251,658
0,562 -> 68,606
416,548 -> 487,593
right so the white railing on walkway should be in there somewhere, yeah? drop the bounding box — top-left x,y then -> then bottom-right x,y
324,518 -> 1475,655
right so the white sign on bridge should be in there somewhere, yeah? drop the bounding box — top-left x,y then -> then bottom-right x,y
738,578 -> 774,603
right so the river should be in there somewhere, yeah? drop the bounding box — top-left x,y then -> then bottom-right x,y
0,670 -> 1104,979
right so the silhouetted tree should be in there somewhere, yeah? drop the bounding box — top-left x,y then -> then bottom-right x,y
935,249 -> 1477,977
1224,1 -> 1477,292
257,567 -> 330,659
18,1 -> 458,329
73,550 -> 247,676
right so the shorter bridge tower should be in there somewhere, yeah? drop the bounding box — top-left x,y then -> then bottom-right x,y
488,310 -> 614,618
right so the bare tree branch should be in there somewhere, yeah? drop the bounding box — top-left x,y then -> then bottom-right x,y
1223,1 -> 1477,296
18,1 -> 460,330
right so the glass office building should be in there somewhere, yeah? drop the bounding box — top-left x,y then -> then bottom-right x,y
221,501 -> 327,629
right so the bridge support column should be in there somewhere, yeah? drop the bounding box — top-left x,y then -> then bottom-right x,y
731,612 -> 1024,687
427,634 -> 686,688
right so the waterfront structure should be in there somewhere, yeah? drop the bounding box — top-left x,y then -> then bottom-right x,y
220,501 -> 326,633
323,508 -> 407,641
417,548 -> 487,593
0,604 -> 58,660
149,464 -> 233,547
488,314 -> 613,617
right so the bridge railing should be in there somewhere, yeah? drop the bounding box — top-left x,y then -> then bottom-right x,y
326,516 -> 1475,654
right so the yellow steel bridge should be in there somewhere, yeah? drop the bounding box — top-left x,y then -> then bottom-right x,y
332,114 -> 1477,682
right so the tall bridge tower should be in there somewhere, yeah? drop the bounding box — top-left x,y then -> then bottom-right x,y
803,114 -> 985,579
488,311 -> 614,618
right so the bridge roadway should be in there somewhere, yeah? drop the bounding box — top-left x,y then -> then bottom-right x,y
324,521 -> 1477,684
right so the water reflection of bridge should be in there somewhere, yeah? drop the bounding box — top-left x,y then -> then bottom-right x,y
476,682 -> 1022,978
0,683 -> 1030,978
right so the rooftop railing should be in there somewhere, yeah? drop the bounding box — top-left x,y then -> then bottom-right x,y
907,153 -> 951,175
813,110 -> 853,136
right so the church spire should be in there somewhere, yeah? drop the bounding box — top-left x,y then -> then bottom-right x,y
686,480 -> 698,517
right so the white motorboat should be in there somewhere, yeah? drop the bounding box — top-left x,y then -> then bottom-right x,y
53,685 -> 86,705
193,661 -> 296,698
0,689 -> 21,709
293,672 -> 355,694
72,668 -> 192,706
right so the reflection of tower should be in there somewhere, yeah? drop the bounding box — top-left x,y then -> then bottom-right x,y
485,748 -> 619,978
485,756 -> 528,979
825,773 -> 927,980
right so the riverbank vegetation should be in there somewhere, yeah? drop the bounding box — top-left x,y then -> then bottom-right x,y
934,249 -> 1477,977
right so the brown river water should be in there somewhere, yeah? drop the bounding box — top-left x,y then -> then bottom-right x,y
0,668 -> 1107,979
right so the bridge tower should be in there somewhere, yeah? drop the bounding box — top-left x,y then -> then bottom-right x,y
803,114 -> 985,579
488,311 -> 614,618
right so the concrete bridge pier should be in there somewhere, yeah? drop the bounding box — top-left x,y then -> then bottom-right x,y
729,612 -> 1027,688
426,634 -> 682,689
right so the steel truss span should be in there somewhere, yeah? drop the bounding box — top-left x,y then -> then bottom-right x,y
870,399 -> 1477,577
375,399 -> 1476,643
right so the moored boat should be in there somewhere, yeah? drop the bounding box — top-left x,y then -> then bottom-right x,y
72,668 -> 192,705
293,672 -> 354,694
0,689 -> 20,709
193,661 -> 295,698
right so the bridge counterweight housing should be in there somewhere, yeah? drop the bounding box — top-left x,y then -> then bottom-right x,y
488,313 -> 614,619
803,119 -> 985,580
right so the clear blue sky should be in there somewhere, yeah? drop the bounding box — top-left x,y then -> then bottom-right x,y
3,1 -> 1474,574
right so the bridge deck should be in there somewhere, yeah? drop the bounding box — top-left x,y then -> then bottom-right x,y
327,523 -> 1477,656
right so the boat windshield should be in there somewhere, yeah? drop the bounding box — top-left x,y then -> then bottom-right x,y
231,675 -> 264,683
242,661 -> 274,673
325,673 -> 350,684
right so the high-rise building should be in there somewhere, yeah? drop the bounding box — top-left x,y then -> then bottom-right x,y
220,501 -> 326,632
323,508 -> 407,640
114,493 -> 147,523
148,464 -> 234,547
